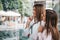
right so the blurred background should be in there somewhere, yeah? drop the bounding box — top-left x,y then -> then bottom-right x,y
0,0 -> 60,40
0,0 -> 60,30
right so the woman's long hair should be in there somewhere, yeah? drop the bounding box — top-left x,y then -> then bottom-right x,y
33,3 -> 45,22
46,9 -> 59,40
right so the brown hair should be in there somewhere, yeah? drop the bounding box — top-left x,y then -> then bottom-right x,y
33,3 -> 45,22
46,9 -> 59,40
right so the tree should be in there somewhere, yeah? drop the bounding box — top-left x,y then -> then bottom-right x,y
17,0 -> 23,15
1,0 -> 19,11
0,0 -> 3,10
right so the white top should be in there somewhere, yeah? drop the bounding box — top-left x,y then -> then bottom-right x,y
23,19 -> 35,36
32,22 -> 40,34
24,19 -> 45,40
38,32 -> 42,40
41,20 -> 45,27
38,29 -> 52,40
29,22 -> 40,40
42,29 -> 52,40
28,19 -> 45,40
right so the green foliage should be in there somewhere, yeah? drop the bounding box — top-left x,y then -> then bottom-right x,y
24,13 -> 30,17
0,0 -> 3,10
0,0 -> 23,16
18,0 -> 23,15
0,0 -> 32,16
1,0 -> 19,11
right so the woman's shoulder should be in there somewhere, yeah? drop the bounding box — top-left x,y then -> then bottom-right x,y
42,29 -> 52,40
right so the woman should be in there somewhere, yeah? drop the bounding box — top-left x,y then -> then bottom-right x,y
41,9 -> 59,40
25,2 -> 46,40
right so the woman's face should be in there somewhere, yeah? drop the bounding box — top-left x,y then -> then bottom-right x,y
41,13 -> 46,21
41,9 -> 46,21
33,7 -> 36,18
